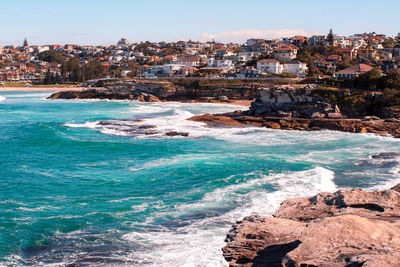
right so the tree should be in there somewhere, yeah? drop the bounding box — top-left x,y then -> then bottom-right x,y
23,38 -> 28,47
82,60 -> 106,80
327,29 -> 334,46
39,50 -> 65,64
61,57 -> 81,82
384,69 -> 400,89
44,69 -> 53,84
355,69 -> 383,89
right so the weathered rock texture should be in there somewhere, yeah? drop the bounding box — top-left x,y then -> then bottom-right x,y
188,85 -> 400,138
48,79 -> 271,102
189,113 -> 400,138
48,88 -> 161,102
223,184 -> 400,266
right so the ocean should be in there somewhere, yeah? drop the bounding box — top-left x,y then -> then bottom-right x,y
0,91 -> 399,266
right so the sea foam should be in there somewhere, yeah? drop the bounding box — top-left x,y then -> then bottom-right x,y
122,167 -> 337,266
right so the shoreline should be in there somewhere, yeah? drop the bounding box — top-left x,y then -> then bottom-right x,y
0,86 -> 84,92
188,112 -> 400,138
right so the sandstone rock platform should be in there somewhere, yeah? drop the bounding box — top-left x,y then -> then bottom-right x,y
223,184 -> 400,266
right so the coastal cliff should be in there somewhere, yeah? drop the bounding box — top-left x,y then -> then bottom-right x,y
223,183 -> 400,266
48,79 -> 269,102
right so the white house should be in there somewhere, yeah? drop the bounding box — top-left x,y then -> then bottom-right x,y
282,60 -> 308,75
237,52 -> 262,62
256,59 -> 282,74
207,58 -> 235,71
256,59 -> 308,75
161,63 -> 187,74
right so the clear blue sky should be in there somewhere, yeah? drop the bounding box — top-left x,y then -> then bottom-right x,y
1,0 -> 399,46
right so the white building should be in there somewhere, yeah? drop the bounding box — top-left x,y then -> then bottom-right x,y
161,63 -> 187,74
256,59 -> 282,74
237,52 -> 262,62
117,37 -> 130,46
207,58 -> 235,71
282,60 -> 308,75
256,59 -> 307,75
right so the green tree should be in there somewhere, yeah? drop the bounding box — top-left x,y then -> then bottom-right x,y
355,69 -> 383,89
61,57 -> 81,82
384,69 -> 400,89
39,50 -> 65,64
327,29 -> 334,46
44,69 -> 53,84
82,60 -> 106,80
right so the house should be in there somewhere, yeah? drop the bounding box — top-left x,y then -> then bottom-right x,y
314,61 -> 336,72
336,48 -> 358,59
272,47 -> 297,61
245,39 -> 266,46
335,64 -> 373,79
357,49 -> 378,61
117,37 -> 130,46
207,58 -> 235,71
256,59 -> 282,74
237,67 -> 262,78
327,55 -> 342,62
237,52 -> 262,62
293,36 -> 308,47
282,60 -> 308,76
309,35 -> 326,47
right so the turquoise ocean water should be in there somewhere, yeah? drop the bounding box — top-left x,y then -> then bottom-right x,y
0,91 -> 399,266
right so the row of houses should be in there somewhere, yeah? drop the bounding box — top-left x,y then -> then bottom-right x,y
1,31 -> 400,82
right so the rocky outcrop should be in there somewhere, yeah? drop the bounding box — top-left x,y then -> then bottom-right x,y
48,79 -> 264,102
188,84 -> 400,138
188,113 -> 400,138
223,184 -> 400,266
247,85 -> 345,118
48,88 -> 161,102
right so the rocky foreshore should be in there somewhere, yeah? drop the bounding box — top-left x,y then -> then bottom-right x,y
47,79 -> 261,103
223,184 -> 400,266
189,113 -> 400,138
189,84 -> 400,138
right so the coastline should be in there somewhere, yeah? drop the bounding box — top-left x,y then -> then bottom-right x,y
188,112 -> 400,138
223,183 -> 400,266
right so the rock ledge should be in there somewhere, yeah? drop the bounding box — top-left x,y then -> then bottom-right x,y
223,184 -> 400,266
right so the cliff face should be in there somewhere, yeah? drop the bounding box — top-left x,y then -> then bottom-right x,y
48,88 -> 161,102
247,85 -> 344,119
48,79 -> 261,102
188,84 -> 400,138
223,184 -> 400,267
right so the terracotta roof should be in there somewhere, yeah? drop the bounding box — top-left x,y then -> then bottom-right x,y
335,64 -> 373,75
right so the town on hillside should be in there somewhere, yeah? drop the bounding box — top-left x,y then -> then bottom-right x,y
1,30 -> 400,88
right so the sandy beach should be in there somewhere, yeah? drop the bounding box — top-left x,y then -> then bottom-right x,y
0,86 -> 84,92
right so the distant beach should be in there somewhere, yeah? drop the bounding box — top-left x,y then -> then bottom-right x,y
0,86 -> 84,92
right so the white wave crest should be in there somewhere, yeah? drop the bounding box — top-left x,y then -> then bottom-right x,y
0,95 -> 5,102
123,167 -> 337,266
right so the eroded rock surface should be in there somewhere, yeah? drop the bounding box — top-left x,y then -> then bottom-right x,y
223,185 -> 400,267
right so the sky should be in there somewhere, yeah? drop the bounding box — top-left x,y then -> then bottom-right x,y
1,0 -> 399,46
